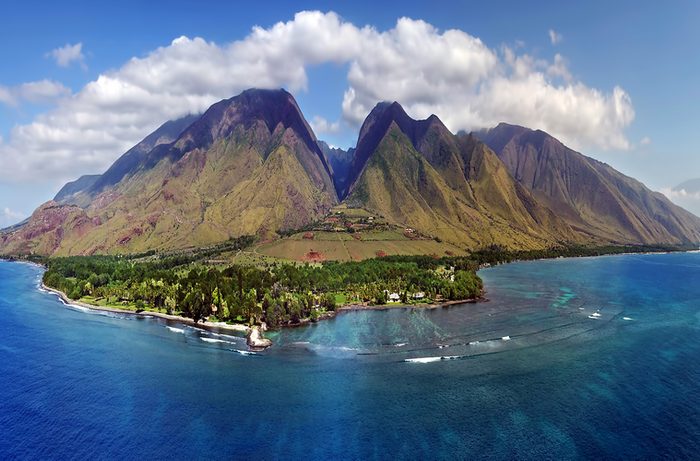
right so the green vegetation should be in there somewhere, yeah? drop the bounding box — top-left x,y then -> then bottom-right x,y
36,239 -> 693,331
470,243 -> 694,266
257,230 -> 465,262
42,253 -> 483,329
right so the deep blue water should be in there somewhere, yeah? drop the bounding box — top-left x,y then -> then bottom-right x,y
1,253 -> 699,460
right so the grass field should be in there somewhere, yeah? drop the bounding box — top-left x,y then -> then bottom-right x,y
256,229 -> 466,262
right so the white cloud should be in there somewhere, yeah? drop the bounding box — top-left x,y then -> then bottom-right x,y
309,116 -> 341,135
48,43 -> 86,68
0,11 -> 635,185
661,186 -> 700,217
547,53 -> 572,82
660,188 -> 700,201
640,136 -> 651,146
0,80 -> 71,107
0,207 -> 25,227
549,29 -> 563,45
0,86 -> 13,105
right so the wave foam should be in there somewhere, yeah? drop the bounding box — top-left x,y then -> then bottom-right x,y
234,349 -> 256,356
166,326 -> 185,334
200,337 -> 236,345
405,355 -> 460,363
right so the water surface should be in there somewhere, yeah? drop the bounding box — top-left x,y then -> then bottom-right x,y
1,253 -> 699,459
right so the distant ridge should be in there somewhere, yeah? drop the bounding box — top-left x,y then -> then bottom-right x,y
476,123 -> 700,244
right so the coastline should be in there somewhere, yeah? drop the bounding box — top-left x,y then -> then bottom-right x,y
337,297 -> 485,312
39,282 -> 250,335
4,245 -> 693,346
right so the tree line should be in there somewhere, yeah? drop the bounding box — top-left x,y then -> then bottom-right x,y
42,254 -> 483,328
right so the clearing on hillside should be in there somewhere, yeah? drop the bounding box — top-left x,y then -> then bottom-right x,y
257,229 -> 465,261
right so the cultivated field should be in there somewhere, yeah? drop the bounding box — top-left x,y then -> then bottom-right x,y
255,230 -> 465,262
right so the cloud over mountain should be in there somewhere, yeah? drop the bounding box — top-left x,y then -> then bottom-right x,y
0,11 -> 635,184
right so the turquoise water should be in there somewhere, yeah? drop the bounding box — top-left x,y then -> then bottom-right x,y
1,253 -> 699,459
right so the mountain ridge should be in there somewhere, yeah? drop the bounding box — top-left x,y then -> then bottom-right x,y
1,89 -> 338,255
345,104 -> 579,249
2,90 -> 699,257
476,123 -> 700,244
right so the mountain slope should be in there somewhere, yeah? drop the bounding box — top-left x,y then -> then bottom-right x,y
318,141 -> 354,198
345,103 -> 579,249
477,123 -> 700,244
5,93 -> 698,258
54,175 -> 101,204
1,89 -> 338,256
55,114 -> 200,208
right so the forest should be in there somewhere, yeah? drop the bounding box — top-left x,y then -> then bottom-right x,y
42,253 -> 483,328
38,241 -> 689,329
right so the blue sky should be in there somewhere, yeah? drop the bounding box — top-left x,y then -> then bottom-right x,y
1,0 -> 699,225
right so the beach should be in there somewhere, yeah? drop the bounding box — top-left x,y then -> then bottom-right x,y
39,282 -> 250,335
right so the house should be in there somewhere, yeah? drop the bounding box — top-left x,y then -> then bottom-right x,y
413,292 -> 425,300
388,292 -> 401,302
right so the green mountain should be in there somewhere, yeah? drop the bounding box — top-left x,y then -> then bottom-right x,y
2,91 -> 699,258
344,102 -> 579,249
1,89 -> 337,255
476,123 -> 700,244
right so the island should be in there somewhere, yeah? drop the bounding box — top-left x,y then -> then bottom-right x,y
32,238 -> 689,349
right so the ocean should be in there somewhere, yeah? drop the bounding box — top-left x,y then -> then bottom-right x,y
1,253 -> 699,459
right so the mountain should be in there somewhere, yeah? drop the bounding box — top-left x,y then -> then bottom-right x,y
1,89 -> 337,255
674,178 -> 700,194
344,102 -> 579,248
55,114 -> 201,207
318,141 -> 354,199
476,123 -> 700,244
3,91 -> 699,257
0,201 -> 96,255
54,175 -> 101,204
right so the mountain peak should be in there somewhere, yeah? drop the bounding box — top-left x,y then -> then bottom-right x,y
476,122 -> 700,244
342,102 -> 453,199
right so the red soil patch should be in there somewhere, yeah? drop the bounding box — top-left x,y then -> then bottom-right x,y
375,250 -> 387,258
303,250 -> 325,262
302,232 -> 315,240
352,233 -> 362,240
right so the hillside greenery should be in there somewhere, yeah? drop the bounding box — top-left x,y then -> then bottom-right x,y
36,240 -> 692,329
42,252 -> 483,328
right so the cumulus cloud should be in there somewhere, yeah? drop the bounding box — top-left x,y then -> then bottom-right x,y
48,43 -> 86,68
660,188 -> 700,201
547,54 -> 573,82
0,80 -> 71,107
640,136 -> 651,146
661,185 -> 700,216
549,29 -> 563,45
0,11 -> 635,184
309,116 -> 341,135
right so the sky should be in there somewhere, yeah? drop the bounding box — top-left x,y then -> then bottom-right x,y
1,0 -> 699,226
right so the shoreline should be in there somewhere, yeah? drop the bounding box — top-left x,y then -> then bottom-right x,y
3,246 -> 693,347
39,282 -> 250,335
337,297 -> 485,312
